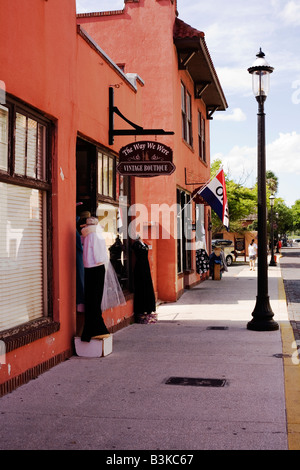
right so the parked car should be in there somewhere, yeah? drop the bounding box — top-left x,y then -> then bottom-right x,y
211,239 -> 235,266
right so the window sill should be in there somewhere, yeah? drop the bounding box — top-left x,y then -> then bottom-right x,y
199,157 -> 208,167
0,318 -> 60,353
182,138 -> 194,152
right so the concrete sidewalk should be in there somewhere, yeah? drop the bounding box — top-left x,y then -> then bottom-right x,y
0,261 -> 299,451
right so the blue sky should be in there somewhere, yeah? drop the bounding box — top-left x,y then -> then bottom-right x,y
76,0 -> 300,207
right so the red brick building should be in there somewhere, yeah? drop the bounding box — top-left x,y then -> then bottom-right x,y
0,0 -> 227,395
77,0 -> 227,300
0,0 -> 143,395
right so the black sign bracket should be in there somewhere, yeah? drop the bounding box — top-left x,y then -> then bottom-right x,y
109,87 -> 174,145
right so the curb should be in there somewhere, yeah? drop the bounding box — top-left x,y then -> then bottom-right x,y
278,270 -> 300,450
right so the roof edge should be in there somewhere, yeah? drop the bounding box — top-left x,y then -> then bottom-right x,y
77,25 -> 142,92
77,9 -> 125,18
199,36 -> 228,110
174,18 -> 228,111
173,17 -> 205,40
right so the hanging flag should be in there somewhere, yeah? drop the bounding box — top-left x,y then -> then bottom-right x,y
197,169 -> 229,230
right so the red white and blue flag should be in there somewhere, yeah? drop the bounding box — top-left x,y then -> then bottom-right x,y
197,169 -> 229,230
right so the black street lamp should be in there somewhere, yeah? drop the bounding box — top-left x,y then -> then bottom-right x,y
275,212 -> 280,253
269,194 -> 277,266
247,49 -> 279,331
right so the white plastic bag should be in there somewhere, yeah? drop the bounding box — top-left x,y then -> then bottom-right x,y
101,261 -> 126,311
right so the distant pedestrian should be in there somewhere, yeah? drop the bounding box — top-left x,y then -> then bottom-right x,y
277,239 -> 282,254
248,239 -> 257,271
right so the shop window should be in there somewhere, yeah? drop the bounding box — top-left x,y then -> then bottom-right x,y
97,157 -> 130,290
98,151 -> 115,198
181,82 -> 193,147
195,203 -> 206,247
76,139 -> 130,290
177,188 -> 192,274
198,111 -> 206,163
0,98 -> 51,332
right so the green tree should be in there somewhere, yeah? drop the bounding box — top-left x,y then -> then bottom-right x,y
210,164 -> 291,236
271,198 -> 293,238
226,181 -> 256,233
266,170 -> 279,195
210,160 -> 257,234
291,199 -> 300,232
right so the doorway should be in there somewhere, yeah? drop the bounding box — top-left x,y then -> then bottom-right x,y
76,137 -> 97,217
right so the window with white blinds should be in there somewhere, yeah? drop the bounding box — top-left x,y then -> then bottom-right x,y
0,183 -> 46,330
0,99 -> 50,332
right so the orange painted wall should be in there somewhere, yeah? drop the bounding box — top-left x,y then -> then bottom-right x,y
76,30 -> 143,149
78,0 -> 211,301
75,30 -> 143,330
0,0 -> 79,386
0,0 -> 142,388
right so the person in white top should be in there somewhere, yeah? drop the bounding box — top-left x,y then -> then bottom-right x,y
80,217 -> 110,342
248,239 -> 258,271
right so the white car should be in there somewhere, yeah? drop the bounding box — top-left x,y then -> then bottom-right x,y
211,239 -> 235,266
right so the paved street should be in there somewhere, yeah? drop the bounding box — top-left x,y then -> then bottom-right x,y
280,247 -> 300,342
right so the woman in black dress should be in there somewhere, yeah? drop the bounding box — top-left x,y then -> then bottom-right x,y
132,237 -> 156,323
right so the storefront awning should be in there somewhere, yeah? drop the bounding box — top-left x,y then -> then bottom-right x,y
174,18 -> 228,118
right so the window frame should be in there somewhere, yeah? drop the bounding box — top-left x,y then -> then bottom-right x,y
186,91 -> 192,146
95,146 -> 130,291
177,188 -> 192,274
181,82 -> 193,147
198,111 -> 206,163
0,97 -> 52,192
0,95 -> 55,347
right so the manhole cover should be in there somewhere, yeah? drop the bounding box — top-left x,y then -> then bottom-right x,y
165,377 -> 227,387
206,326 -> 228,330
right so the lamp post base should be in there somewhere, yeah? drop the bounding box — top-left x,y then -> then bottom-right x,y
247,296 -> 279,331
269,259 -> 277,266
247,318 -> 279,331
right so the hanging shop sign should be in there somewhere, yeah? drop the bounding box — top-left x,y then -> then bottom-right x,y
117,141 -> 175,177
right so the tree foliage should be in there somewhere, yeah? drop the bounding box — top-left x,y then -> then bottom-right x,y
210,160 -> 257,234
268,198 -> 293,238
266,170 -> 279,194
209,161 -> 293,236
291,200 -> 300,232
